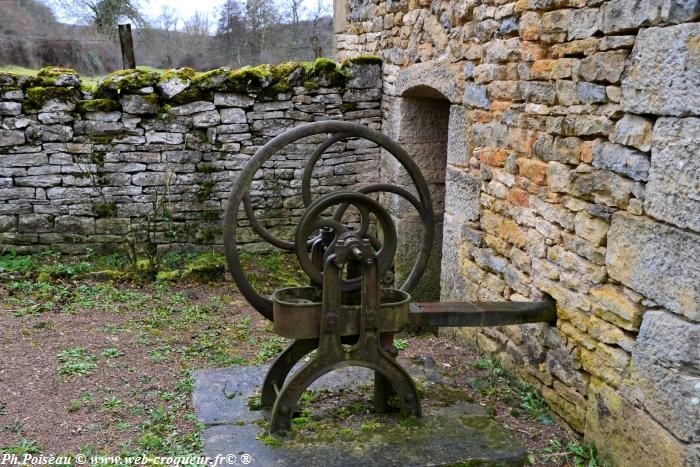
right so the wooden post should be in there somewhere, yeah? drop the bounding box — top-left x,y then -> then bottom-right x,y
118,23 -> 136,70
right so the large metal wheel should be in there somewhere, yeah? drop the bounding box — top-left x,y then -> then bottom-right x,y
223,121 -> 435,320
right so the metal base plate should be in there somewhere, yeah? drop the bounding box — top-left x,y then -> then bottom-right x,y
193,363 -> 528,467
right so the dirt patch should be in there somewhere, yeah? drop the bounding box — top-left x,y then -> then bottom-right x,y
1,255 -> 577,465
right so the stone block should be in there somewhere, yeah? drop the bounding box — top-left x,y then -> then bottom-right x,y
606,212 -> 699,321
18,214 -> 53,233
213,93 -> 255,108
578,51 -> 628,83
568,167 -> 635,208
621,24 -> 700,116
581,343 -> 630,387
644,117 -> 700,232
568,8 -> 600,40
463,83 -> 490,109
516,158 -> 548,185
610,113 -> 653,151
626,310 -> 700,442
0,129 -> 25,146
220,108 -> 247,124
519,81 -> 556,105
119,94 -> 159,115
573,211 -> 608,246
0,101 -> 21,116
346,63 -> 382,89
55,216 -> 95,235
444,167 -> 480,222
192,110 -> 221,128
586,377 -> 689,467
0,215 -> 17,232
600,0 -> 699,34
447,105 -> 468,166
481,211 -> 527,248
591,140 -> 650,182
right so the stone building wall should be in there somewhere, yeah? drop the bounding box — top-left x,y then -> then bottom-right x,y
336,1 -> 699,465
0,60 -> 383,254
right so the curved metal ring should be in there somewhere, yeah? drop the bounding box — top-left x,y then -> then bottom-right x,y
295,191 -> 398,291
223,121 -> 435,320
242,133 -> 350,251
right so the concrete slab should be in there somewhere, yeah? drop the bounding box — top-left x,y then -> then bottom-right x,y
192,361 -> 528,466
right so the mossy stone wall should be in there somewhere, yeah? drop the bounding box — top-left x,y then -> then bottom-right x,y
0,58 -> 383,254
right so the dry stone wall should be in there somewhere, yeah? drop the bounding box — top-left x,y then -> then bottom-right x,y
0,60 -> 383,254
336,1 -> 698,464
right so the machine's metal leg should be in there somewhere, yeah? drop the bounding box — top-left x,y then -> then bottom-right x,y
261,338 -> 319,409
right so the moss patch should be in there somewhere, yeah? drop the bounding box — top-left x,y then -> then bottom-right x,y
96,69 -> 160,98
23,86 -> 79,110
343,55 -> 383,66
159,67 -> 197,83
92,202 -> 117,218
36,66 -> 80,86
76,99 -> 120,113
182,252 -> 227,282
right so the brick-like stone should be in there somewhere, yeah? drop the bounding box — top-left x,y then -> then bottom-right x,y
445,167 -> 480,222
579,51 -> 628,83
610,114 -> 653,152
0,129 -> 25,147
600,0 -> 699,34
644,117 -> 700,232
213,93 -> 255,107
626,310 -> 700,442
591,140 -> 650,182
120,94 -> 159,114
606,212 -> 699,320
18,214 -> 53,233
621,24 -> 700,116
586,377 -> 689,467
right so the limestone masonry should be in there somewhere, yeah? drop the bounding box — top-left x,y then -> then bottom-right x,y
334,1 -> 698,465
0,60 -> 383,254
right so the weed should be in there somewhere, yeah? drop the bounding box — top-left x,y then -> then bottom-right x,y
115,421 -> 132,431
360,421 -> 383,432
247,395 -> 263,411
0,402 -> 5,415
102,396 -> 125,412
57,347 -> 97,378
0,438 -> 41,455
543,439 -> 607,467
101,347 -> 123,359
255,336 -> 288,363
393,338 -> 409,351
148,345 -> 175,363
257,432 -> 282,446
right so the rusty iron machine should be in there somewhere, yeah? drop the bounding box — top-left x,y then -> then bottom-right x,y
223,121 -> 556,437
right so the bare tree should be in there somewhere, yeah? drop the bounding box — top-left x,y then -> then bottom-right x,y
184,11 -> 212,36
217,0 -> 246,67
244,0 -> 280,63
55,0 -> 145,37
156,5 -> 179,31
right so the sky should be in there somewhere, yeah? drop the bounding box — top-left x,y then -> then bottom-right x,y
47,0 -> 333,31
138,0 -> 331,29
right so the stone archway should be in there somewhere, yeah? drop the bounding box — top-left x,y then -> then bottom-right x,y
380,62 -> 470,301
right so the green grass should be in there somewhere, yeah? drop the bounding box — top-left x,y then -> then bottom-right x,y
56,347 -> 97,378
0,438 -> 41,455
100,347 -> 123,359
470,358 -> 554,425
543,439 -> 608,466
393,338 -> 409,351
